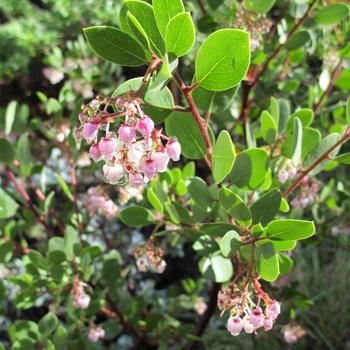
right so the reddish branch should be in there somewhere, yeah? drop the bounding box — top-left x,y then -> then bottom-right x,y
174,73 -> 213,167
283,127 -> 350,198
313,59 -> 344,114
3,164 -> 55,237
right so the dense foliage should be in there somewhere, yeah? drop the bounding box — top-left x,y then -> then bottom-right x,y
0,0 -> 350,349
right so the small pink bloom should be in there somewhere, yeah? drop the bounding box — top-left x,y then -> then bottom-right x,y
156,260 -> 167,274
73,128 -> 83,143
266,300 -> 281,321
129,172 -> 144,187
99,137 -> 117,159
141,159 -> 157,180
118,124 -> 136,143
73,293 -> 90,309
195,297 -> 207,315
166,140 -> 181,161
79,113 -> 88,123
249,308 -> 264,328
89,144 -> 102,162
263,317 -> 274,331
128,142 -> 145,164
227,316 -> 244,336
152,152 -> 170,173
243,316 -> 255,334
136,257 -> 149,272
136,116 -> 154,137
103,164 -> 124,184
291,198 -> 300,208
300,197 -> 310,208
288,168 -> 297,178
83,122 -> 99,143
125,102 -> 137,115
278,170 -> 289,183
283,330 -> 298,344
88,327 -> 105,342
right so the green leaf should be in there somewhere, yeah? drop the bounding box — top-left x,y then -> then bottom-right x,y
165,112 -> 207,159
17,133 -> 32,178
285,31 -> 311,51
124,0 -> 165,56
165,12 -> 195,57
266,219 -> 315,241
193,235 -> 218,255
64,226 -> 80,261
286,108 -> 314,131
278,253 -> 294,275
301,127 -> 321,159
218,187 -> 251,226
257,242 -> 279,282
5,101 -> 17,135
39,312 -> 59,338
199,254 -> 234,283
0,188 -> 18,219
303,133 -> 341,175
279,197 -> 290,213
195,29 -> 250,91
218,230 -> 242,257
314,3 -> 349,26
269,97 -> 280,127
120,206 -> 155,227
55,174 -> 74,202
212,130 -> 236,184
83,26 -> 149,66
250,189 -> 281,225
292,117 -> 303,166
278,98 -> 290,134
347,96 -> 350,124
243,0 -> 276,13
230,149 -> 269,189
147,187 -> 164,213
127,11 -> 151,50
0,138 -> 15,164
187,177 -> 213,212
261,110 -> 277,144
0,241 -> 14,263
152,0 -> 184,38
335,152 -> 350,164
182,162 -> 195,179
53,325 -> 68,350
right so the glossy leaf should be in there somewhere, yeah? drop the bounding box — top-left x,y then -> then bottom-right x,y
147,187 -> 164,213
250,189 -> 281,226
230,149 -> 269,189
84,26 -> 149,66
286,108 -> 314,131
0,188 -> 18,219
285,31 -> 310,51
292,117 -> 303,166
314,3 -> 350,26
187,177 -> 213,211
266,219 -> 315,241
0,138 -> 15,164
335,152 -> 350,164
120,206 -> 155,227
195,29 -> 250,91
257,242 -> 279,282
16,133 -> 32,178
347,96 -> 350,124
39,312 -> 59,338
152,0 -> 184,38
243,0 -> 276,13
261,110 -> 277,144
218,230 -> 242,257
212,130 -> 236,184
165,12 -> 195,57
127,11 -> 151,50
199,254 -> 234,283
165,112 -> 207,159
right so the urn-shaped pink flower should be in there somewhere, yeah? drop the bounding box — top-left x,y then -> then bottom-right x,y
249,307 -> 264,328
166,140 -> 181,161
89,143 -> 102,162
227,316 -> 244,336
103,164 -> 124,184
141,159 -> 158,180
83,122 -> 99,143
118,124 -> 136,143
136,116 -> 154,137
99,137 -> 117,160
152,152 -> 170,173
129,172 -> 144,187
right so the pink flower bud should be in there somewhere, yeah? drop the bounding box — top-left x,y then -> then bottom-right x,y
89,144 -> 102,162
129,172 -> 144,187
283,330 -> 298,344
243,316 -> 255,334
263,317 -> 274,331
300,197 -> 310,208
141,159 -> 157,180
99,137 -> 117,160
73,293 -> 90,309
79,113 -> 88,123
83,122 -> 99,143
278,170 -> 289,183
288,168 -> 297,178
156,260 -> 166,274
88,327 -> 105,342
266,300 -> 281,321
73,128 -> 83,143
136,116 -> 154,137
227,316 -> 244,336
152,152 -> 170,173
249,308 -> 264,328
291,198 -> 300,208
166,140 -> 181,161
128,142 -> 145,164
118,124 -> 136,143
103,164 -> 124,184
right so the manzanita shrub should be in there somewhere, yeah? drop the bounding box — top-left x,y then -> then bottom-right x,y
0,0 -> 350,349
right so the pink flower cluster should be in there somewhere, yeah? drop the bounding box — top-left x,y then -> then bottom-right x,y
74,95 -> 181,187
283,324 -> 306,344
88,327 -> 105,342
218,281 -> 281,336
291,176 -> 319,208
71,279 -> 90,309
83,186 -> 119,220
277,160 -> 298,184
133,238 -> 166,274
235,9 -> 272,51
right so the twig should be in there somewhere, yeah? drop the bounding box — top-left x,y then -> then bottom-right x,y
313,59 -> 344,114
196,0 -> 207,16
283,127 -> 350,198
3,164 -> 55,237
174,73 -> 213,166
